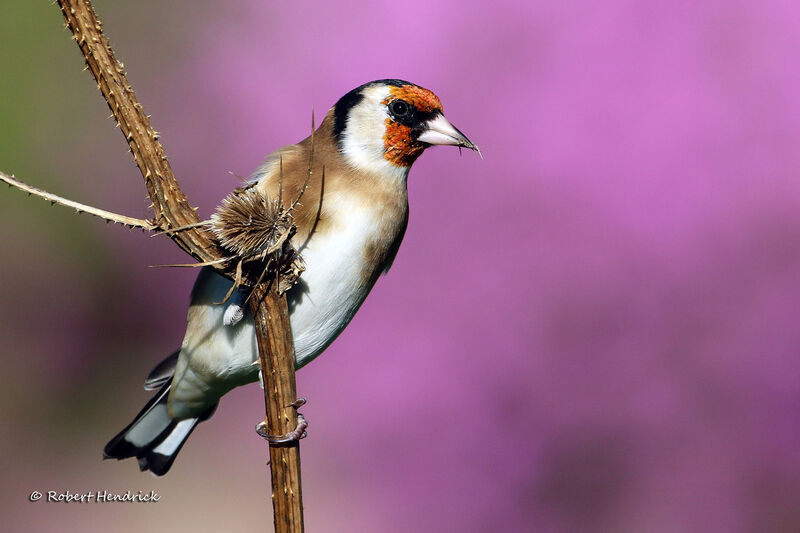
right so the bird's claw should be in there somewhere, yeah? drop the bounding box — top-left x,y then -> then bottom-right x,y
287,397 -> 306,408
254,398 -> 308,446
255,414 -> 308,446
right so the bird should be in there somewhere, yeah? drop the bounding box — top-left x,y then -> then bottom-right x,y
103,79 -> 479,475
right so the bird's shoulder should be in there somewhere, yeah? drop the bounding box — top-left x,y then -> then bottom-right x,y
250,122 -> 408,243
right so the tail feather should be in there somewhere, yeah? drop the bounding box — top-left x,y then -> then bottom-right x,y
103,381 -> 173,461
136,418 -> 201,476
143,350 -> 179,391
104,370 -> 216,476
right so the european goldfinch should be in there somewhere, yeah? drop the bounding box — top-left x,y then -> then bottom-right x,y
104,79 -> 478,475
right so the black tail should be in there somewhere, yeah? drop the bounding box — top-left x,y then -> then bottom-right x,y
104,353 -> 216,476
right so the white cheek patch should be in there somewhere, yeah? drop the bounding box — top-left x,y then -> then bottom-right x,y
340,86 -> 409,182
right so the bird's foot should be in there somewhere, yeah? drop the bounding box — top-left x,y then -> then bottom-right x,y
255,414 -> 308,446
254,398 -> 308,446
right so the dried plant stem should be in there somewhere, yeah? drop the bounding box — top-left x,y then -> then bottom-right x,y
250,284 -> 305,532
0,170 -> 155,229
58,0 -> 217,261
50,1 -> 304,530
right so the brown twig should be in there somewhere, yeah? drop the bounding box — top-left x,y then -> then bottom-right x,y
58,0 -> 218,261
251,284 -> 305,532
46,1 -> 304,530
0,170 -> 156,230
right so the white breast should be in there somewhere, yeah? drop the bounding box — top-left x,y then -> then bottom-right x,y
287,194 -> 383,367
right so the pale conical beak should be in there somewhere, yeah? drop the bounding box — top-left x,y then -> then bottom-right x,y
417,114 -> 481,157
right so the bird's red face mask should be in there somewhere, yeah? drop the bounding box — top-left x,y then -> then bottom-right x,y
382,84 -> 475,167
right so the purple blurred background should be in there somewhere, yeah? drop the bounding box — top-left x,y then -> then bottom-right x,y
3,1 -> 800,531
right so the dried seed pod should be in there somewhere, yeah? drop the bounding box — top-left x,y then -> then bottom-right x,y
210,185 -> 293,258
210,185 -> 305,294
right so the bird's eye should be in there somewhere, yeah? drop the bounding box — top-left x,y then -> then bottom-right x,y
390,100 -> 409,116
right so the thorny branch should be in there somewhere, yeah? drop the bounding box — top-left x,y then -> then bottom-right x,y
1,1 -> 306,531
58,0 -> 220,263
0,171 -> 155,230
